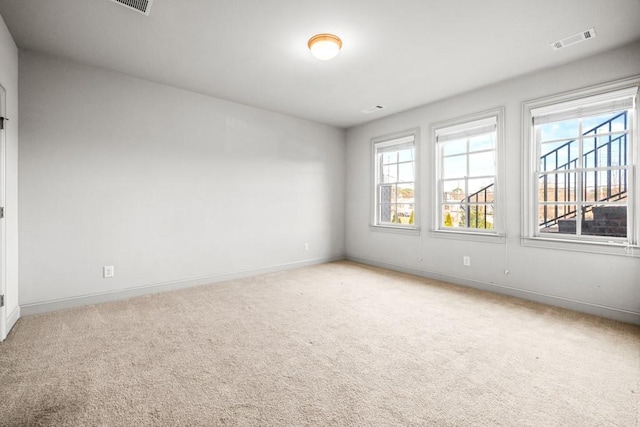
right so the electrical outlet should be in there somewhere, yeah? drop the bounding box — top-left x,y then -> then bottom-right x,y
304,242 -> 309,251
463,256 -> 471,266
103,265 -> 115,278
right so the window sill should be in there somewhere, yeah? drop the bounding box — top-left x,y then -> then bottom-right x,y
370,224 -> 421,236
521,236 -> 640,257
429,229 -> 506,244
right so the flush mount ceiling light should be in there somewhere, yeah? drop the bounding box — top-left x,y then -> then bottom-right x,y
308,33 -> 342,60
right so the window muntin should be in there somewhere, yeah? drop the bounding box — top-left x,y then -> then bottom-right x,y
531,87 -> 637,242
436,115 -> 499,232
373,134 -> 417,228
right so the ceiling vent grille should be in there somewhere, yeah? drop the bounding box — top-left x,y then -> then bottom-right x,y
110,0 -> 153,16
551,28 -> 596,50
360,105 -> 385,114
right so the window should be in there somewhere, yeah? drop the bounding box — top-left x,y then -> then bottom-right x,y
434,109 -> 503,237
372,131 -> 417,231
523,79 -> 639,251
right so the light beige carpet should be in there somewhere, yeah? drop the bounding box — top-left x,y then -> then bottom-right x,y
0,261 -> 638,426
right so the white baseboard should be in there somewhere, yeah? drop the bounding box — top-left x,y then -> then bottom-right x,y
346,255 -> 640,326
21,255 -> 345,316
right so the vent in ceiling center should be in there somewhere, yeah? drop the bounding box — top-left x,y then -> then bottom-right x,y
551,28 -> 596,50
110,0 -> 153,15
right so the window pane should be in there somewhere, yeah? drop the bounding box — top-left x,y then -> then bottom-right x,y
583,137 -> 595,167
540,140 -> 577,171
611,168 -> 628,198
540,118 -> 579,142
582,111 -> 627,134
442,180 -> 465,202
609,111 -> 629,133
468,151 -> 494,177
583,169 -> 627,202
468,133 -> 495,152
442,155 -> 466,179
441,204 -> 465,228
586,133 -> 628,169
583,170 -> 605,202
397,183 -> 414,203
379,184 -> 394,205
398,147 -> 414,162
466,204 -> 494,229
539,204 -> 577,234
581,205 -> 627,238
608,133 -> 628,167
594,136 -> 613,167
467,178 -> 494,203
381,151 -> 397,164
398,162 -> 414,182
382,165 -> 397,183
442,138 -> 466,156
397,204 -> 414,224
398,204 -> 414,215
379,204 -> 396,224
538,173 -> 576,203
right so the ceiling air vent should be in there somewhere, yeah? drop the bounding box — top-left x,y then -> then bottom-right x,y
109,0 -> 153,16
360,105 -> 385,114
551,28 -> 596,50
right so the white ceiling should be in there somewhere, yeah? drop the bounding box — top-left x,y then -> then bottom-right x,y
1,0 -> 639,128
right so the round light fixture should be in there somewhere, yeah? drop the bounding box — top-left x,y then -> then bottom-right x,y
308,33 -> 342,61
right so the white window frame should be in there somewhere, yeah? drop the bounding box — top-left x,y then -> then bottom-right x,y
430,108 -> 505,243
370,129 -> 419,234
522,76 -> 640,256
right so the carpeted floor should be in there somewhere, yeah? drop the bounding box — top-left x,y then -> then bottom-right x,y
0,261 -> 638,426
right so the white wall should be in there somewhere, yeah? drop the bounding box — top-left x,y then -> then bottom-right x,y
19,51 -> 345,312
346,40 -> 640,324
0,13 -> 19,338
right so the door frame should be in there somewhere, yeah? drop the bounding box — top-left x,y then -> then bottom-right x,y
0,84 -> 7,341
